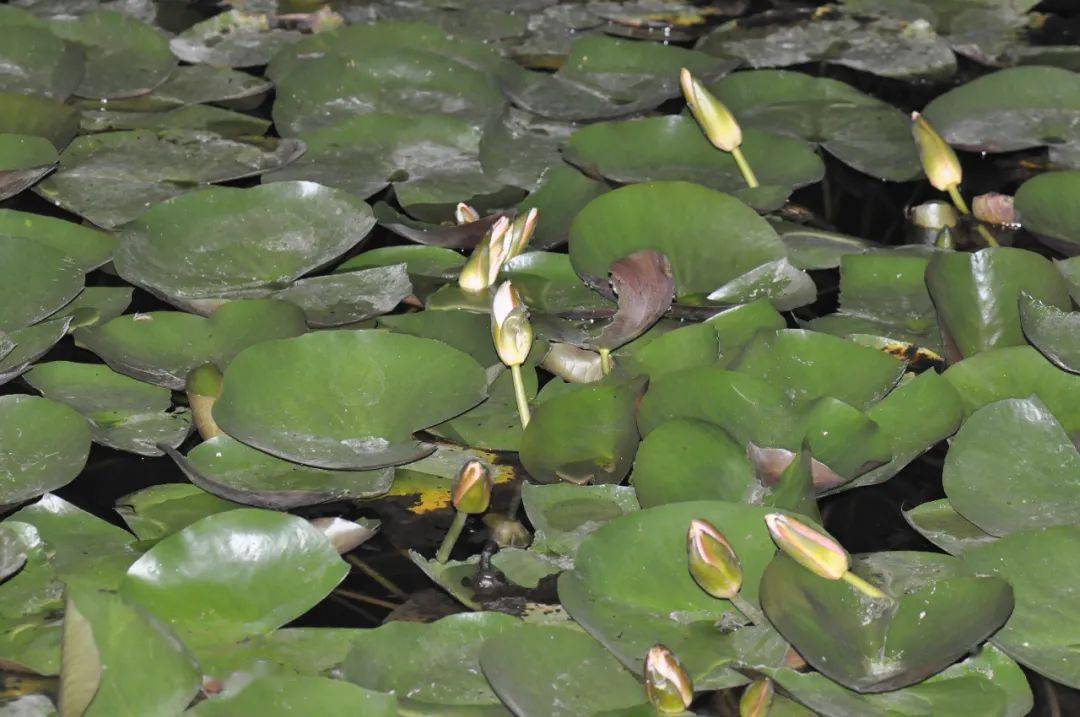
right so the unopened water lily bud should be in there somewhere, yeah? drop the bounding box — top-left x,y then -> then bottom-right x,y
186,363 -> 224,440
506,207 -> 538,258
764,513 -> 848,580
455,202 -> 480,225
309,517 -> 379,554
680,68 -> 742,152
911,112 -> 962,191
459,216 -> 512,293
687,519 -> 743,599
452,459 -> 492,514
491,281 -> 533,367
739,678 -> 774,717
644,645 -> 693,714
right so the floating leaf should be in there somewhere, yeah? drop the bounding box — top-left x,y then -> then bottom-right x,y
516,165 -> 610,249
0,10 -> 84,99
170,10 -> 301,68
114,483 -> 240,543
1019,291 -> 1080,372
0,208 -> 115,272
0,396 -> 90,508
0,90 -> 78,148
479,108 -> 576,191
187,675 -> 397,717
80,104 -> 271,138
270,265 -> 411,327
903,499 -> 996,557
373,201 -> 509,249
0,236 -> 83,333
1014,170 -> 1080,254
521,482 -> 639,558
0,133 -> 57,200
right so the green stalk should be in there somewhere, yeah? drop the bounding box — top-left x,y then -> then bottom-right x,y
947,185 -> 999,247
510,364 -> 531,428
731,594 -> 767,626
841,571 -> 889,600
436,511 -> 468,564
731,146 -> 760,188
598,348 -> 613,376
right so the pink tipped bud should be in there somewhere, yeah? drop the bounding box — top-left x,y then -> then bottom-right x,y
644,644 -> 693,714
680,68 -> 742,152
739,678 -> 774,717
686,519 -> 743,599
451,459 -> 492,514
764,513 -> 849,580
491,281 -> 533,367
455,202 -> 480,225
911,112 -> 963,192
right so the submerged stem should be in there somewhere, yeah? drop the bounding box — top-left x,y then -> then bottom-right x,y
510,363 -> 531,428
841,571 -> 889,600
947,185 -> 999,247
598,348 -> 613,376
731,146 -> 760,188
436,510 -> 468,564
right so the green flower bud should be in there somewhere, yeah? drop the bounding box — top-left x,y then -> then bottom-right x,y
644,644 -> 693,714
739,678 -> 774,717
911,112 -> 962,192
680,67 -> 742,152
459,216 -> 511,293
764,513 -> 848,580
491,281 -> 533,367
687,519 -> 743,599
507,207 -> 538,258
451,459 -> 492,514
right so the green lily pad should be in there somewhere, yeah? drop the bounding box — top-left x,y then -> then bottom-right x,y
760,550 -> 1013,692
187,675 -> 396,717
0,18 -> 84,100
0,236 -> 83,333
342,611 -> 520,714
772,220 -> 880,270
704,70 -> 921,181
115,182 -> 375,304
944,397 -> 1080,536
120,509 -> 348,649
170,10 -> 301,69
59,586 -> 200,717
903,499 -> 997,557
565,116 -> 824,198
519,375 -> 644,484
942,345 -> 1080,434
430,366 -> 537,452
378,309 -> 499,366
0,395 -> 90,508
0,133 -> 57,200
922,66 -> 1080,160
0,317 -> 73,387
80,104 -> 271,138
114,483 -> 240,543
409,548 -> 562,610
75,299 -> 309,390
268,265 -> 411,327
195,627 -> 360,681
479,108 -> 576,192
0,90 -> 78,148
338,245 -> 463,298
25,361 -> 192,456
479,624 -> 646,717
502,251 -> 613,314
1015,170 -> 1080,254
35,130 -> 304,229
1019,292 -> 1080,373
0,209 -> 115,272
264,113 -> 504,220
521,482 -> 639,558
51,286 -> 132,326
372,201 -> 509,250
613,321 -> 719,381
926,247 -> 1071,359
516,165 -> 611,250
569,181 -> 786,299
173,435 -> 393,509
48,10 -> 176,100
705,299 -> 787,360
763,644 -> 1032,717
214,330 -> 488,469
963,525 -> 1080,688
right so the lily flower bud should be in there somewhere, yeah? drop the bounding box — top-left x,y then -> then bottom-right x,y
687,519 -> 743,599
764,513 -> 848,580
458,216 -> 511,293
491,281 -> 533,367
911,112 -> 962,191
451,459 -> 492,514
455,202 -> 480,225
506,207 -> 538,259
644,645 -> 693,714
680,68 -> 742,152
739,678 -> 774,717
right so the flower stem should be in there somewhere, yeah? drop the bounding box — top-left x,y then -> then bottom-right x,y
510,364 -> 531,428
947,185 -> 999,247
598,348 -> 613,376
731,594 -> 767,626
731,146 -> 760,188
436,510 -> 468,564
842,571 -> 889,600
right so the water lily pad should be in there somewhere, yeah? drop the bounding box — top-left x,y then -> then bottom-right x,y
519,375 -> 644,484
0,90 -> 78,148
613,321 -> 719,381
173,435 -> 393,509
343,611 -> 520,714
1014,170 -> 1080,254
115,182 -> 374,304
51,286 -> 132,327
926,247 -> 1071,359
944,397 -> 1080,536
0,133 -> 57,200
760,550 -> 1013,692
171,10 -> 301,68
922,66 -> 1080,160
0,236 -> 83,334
120,509 -> 348,649
430,366 -> 537,452
378,309 -> 499,366
264,113 -> 503,220
338,245 -> 463,298
48,10 -> 175,99
35,130 -> 304,229
479,108 -> 576,191
963,525 -> 1080,688
76,300 -> 309,390
372,201 -> 509,250
479,624 -> 646,717
59,586 -> 200,717
522,482 -> 638,558
516,165 -> 611,250
195,627 -> 359,681
903,499 -> 997,557
0,396 -> 90,507
1019,292 -> 1080,373
0,15 -> 84,100
80,104 -> 271,138
773,220 -> 879,270
269,265 -> 411,327
214,330 -> 488,469
569,181 -> 786,299
502,251 -> 613,315
0,208 -> 115,272
25,361 -> 192,456
114,483 -> 240,542
142,65 -> 272,108
0,318 -> 71,387
187,675 -> 396,717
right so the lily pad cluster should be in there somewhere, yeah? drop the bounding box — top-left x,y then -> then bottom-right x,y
1,0 -> 1080,714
